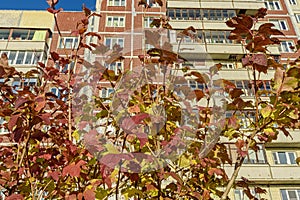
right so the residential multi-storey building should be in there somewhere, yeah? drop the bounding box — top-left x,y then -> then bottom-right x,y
165,0 -> 300,199
94,0 -> 167,98
0,0 -> 300,199
0,10 -> 54,146
263,0 -> 300,65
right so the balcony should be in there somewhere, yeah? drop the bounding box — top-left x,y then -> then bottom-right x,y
0,40 -> 48,51
224,164 -> 300,184
169,20 -> 231,30
172,42 -> 245,60
167,0 -> 264,13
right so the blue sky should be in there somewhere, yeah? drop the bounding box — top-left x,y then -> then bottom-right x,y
0,0 -> 96,11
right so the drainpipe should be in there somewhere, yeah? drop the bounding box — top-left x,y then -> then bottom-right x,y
283,0 -> 300,39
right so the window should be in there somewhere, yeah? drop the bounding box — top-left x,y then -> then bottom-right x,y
100,88 -> 114,103
188,80 -> 207,90
231,80 -> 254,96
234,189 -> 260,200
0,29 -> 10,40
264,1 -> 281,10
105,62 -> 123,74
244,145 -> 266,164
108,0 -> 125,6
0,51 -> 42,65
0,117 -> 8,134
222,63 -> 235,69
0,28 -> 47,41
226,143 -> 267,164
55,61 -> 75,73
280,41 -> 295,52
289,0 -> 297,5
144,16 -> 155,28
11,29 -> 35,40
295,14 -> 300,22
105,37 -> 124,49
273,152 -> 297,164
50,87 -> 67,101
106,16 -> 125,27
59,37 -> 79,49
204,31 -> 232,44
146,0 -> 160,7
269,19 -> 288,30
280,189 -> 300,200
10,78 -> 37,92
167,9 -> 236,21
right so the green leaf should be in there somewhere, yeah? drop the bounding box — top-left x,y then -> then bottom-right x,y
282,77 -> 298,92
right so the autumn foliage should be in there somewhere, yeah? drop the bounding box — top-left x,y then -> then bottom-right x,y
0,2 -> 300,200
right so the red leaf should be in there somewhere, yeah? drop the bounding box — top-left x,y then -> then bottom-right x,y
230,88 -> 244,99
208,168 -> 224,176
8,113 -> 21,131
100,153 -> 132,169
6,194 -> 24,200
46,0 -> 59,7
38,113 -> 51,125
35,95 -> 46,112
135,132 -> 148,148
252,54 -> 267,67
48,171 -> 60,181
50,52 -> 60,61
82,4 -> 91,16
15,97 -> 31,109
235,140 -> 248,157
47,7 -> 63,14
62,160 -> 86,178
83,189 -> 95,200
194,89 -> 205,101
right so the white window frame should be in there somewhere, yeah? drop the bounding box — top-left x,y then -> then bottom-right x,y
280,189 -> 300,200
234,189 -> 260,200
50,87 -> 68,101
222,63 -> 235,69
269,19 -> 288,30
108,0 -> 125,6
100,88 -> 114,103
0,117 -> 8,134
106,16 -> 125,27
105,62 -> 123,74
0,50 -> 42,65
244,145 -> 266,164
273,152 -> 297,164
295,14 -> 300,23
144,16 -> 155,28
58,37 -> 79,49
280,41 -> 295,53
147,0 -> 160,7
105,37 -> 124,49
55,61 -> 75,73
264,1 -> 281,10
289,0 -> 297,5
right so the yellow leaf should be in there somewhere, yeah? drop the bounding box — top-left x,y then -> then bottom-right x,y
104,143 -> 119,154
72,130 -> 80,141
261,105 -> 272,118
